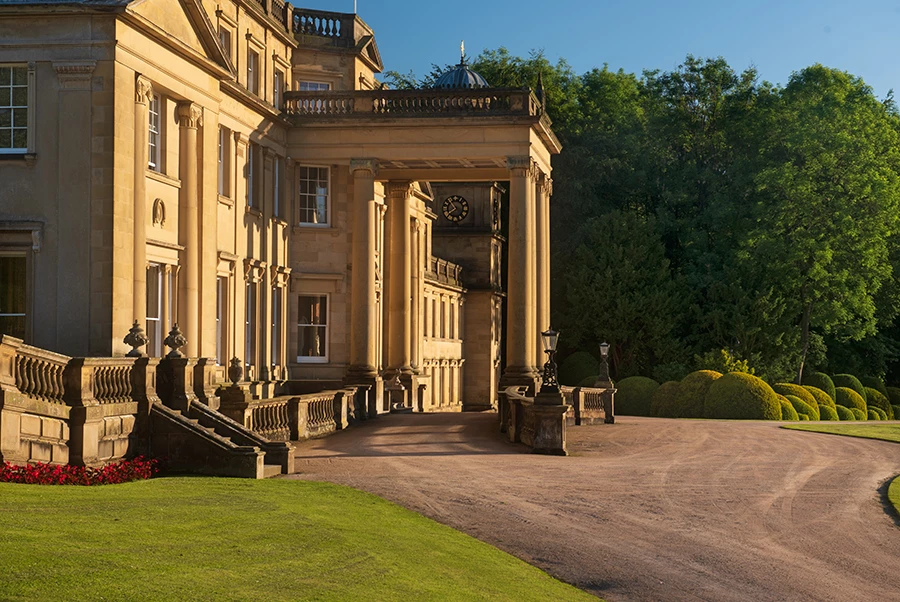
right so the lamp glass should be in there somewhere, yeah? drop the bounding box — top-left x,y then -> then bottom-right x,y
541,328 -> 559,353
600,342 -> 609,357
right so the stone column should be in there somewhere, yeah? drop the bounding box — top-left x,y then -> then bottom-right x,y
410,218 -> 422,371
348,160 -> 378,379
386,181 -> 413,374
535,172 -> 551,368
501,156 -> 539,391
133,75 -> 152,329
176,102 -> 203,357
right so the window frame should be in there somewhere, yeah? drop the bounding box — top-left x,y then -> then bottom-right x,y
296,164 -> 330,226
296,294 -> 328,363
216,275 -> 228,366
273,68 -> 284,110
0,64 -> 33,155
218,25 -> 232,62
217,125 -> 232,197
297,80 -> 331,92
0,252 -> 28,341
148,94 -> 161,172
246,48 -> 259,96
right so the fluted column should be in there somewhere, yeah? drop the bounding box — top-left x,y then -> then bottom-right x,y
502,156 -> 538,386
386,181 -> 413,374
535,172 -> 552,368
349,159 -> 378,378
133,76 -> 152,329
176,102 -> 202,357
411,218 -> 423,371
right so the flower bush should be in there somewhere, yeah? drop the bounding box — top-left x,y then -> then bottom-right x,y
0,456 -> 158,486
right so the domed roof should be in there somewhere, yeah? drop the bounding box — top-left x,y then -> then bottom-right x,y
433,61 -> 490,90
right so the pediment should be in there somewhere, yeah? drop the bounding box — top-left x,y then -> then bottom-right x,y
125,0 -> 233,77
357,34 -> 383,73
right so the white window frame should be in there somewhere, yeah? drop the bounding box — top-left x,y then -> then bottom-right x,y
247,49 -> 259,96
146,264 -> 163,357
271,286 -> 282,369
296,294 -> 328,363
245,280 -> 258,371
148,94 -> 161,172
297,165 -> 330,226
0,64 -> 33,155
273,69 -> 284,110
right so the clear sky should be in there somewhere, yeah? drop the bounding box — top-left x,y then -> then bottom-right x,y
300,0 -> 900,98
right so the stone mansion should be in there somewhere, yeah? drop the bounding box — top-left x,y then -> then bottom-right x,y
0,0 -> 560,416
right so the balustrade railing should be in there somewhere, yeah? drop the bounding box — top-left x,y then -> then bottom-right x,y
306,394 -> 336,433
91,361 -> 135,405
249,399 -> 290,441
271,0 -> 286,26
428,257 -> 463,287
292,9 -> 350,40
561,385 -> 615,425
4,337 -> 69,405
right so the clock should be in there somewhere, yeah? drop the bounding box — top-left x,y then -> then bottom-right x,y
442,195 -> 469,223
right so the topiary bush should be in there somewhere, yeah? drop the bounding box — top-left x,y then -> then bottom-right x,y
802,371 -> 836,402
785,395 -> 817,421
867,409 -> 881,421
650,381 -> 682,418
559,352 -> 600,387
832,374 -> 867,402
773,384 -> 820,420
799,414 -> 810,421
886,387 -> 900,407
804,386 -> 836,409
870,407 -> 888,421
672,370 -> 722,418
864,387 -> 894,420
778,396 -> 799,421
860,376 -> 888,398
893,405 -> 900,421
615,376 -> 660,416
818,404 -> 839,421
835,405 -> 855,421
703,372 -> 782,420
835,387 -> 867,415
850,407 -> 867,421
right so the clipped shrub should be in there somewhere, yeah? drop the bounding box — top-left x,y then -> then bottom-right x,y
850,408 -> 867,421
859,376 -> 888,398
672,370 -> 722,418
835,387 -> 867,415
886,387 -> 900,407
818,404 -> 839,421
832,374 -> 867,402
778,395 -> 799,421
864,387 -> 894,420
835,405 -> 855,421
870,407 -> 888,421
802,371 -> 836,401
773,384 -> 820,420
803,386 -> 836,409
799,414 -> 810,421
559,352 -> 599,387
578,374 -> 601,387
893,405 -> 900,420
616,376 -> 660,416
650,381 -> 682,418
867,409 -> 881,421
703,372 -> 781,420
785,394 -> 817,421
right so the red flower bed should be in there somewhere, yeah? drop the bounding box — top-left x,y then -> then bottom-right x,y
0,456 -> 159,486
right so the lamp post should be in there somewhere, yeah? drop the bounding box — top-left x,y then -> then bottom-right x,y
599,341 -> 610,382
539,327 -> 560,394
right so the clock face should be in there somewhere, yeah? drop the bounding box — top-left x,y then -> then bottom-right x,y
442,195 -> 469,223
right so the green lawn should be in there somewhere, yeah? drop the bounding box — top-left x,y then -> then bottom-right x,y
0,478 -> 596,602
782,423 -> 900,516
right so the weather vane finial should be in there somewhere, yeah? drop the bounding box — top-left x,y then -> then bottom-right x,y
460,40 -> 465,63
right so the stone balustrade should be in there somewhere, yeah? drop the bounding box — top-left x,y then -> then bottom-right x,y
561,385 -> 616,425
427,256 -> 464,287
291,9 -> 352,41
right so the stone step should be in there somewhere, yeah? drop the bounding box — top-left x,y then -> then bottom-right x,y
390,405 -> 414,414
262,464 -> 282,478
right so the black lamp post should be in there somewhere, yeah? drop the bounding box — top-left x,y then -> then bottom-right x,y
599,341 -> 610,382
540,327 -> 560,393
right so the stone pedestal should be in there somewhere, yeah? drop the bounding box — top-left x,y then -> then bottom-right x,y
156,357 -> 199,413
343,374 -> 381,419
193,358 -> 220,411
218,384 -> 253,428
531,389 -> 568,456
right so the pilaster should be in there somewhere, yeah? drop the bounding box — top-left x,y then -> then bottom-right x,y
176,102 -> 203,357
133,75 -> 153,332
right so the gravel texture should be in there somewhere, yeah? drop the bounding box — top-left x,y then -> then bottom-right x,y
287,413 -> 900,602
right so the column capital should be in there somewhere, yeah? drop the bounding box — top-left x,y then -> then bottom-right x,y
386,180 -> 414,200
507,155 -> 539,181
176,102 -> 203,129
135,75 -> 153,105
53,60 -> 96,90
350,158 -> 378,177
539,174 -> 553,196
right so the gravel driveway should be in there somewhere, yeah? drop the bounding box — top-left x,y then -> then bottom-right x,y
287,413 -> 900,602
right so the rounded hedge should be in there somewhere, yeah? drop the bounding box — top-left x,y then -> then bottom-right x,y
867,409 -> 881,421
559,352 -> 600,387
886,387 -> 900,407
785,395 -> 817,421
859,376 -> 888,398
818,404 -> 839,421
835,387 -> 867,415
773,384 -> 820,420
893,405 -> 900,421
864,387 -> 894,420
672,370 -> 722,418
832,374 -> 867,402
850,407 -> 867,421
577,374 -> 601,387
616,376 -> 660,416
870,407 -> 888,421
778,396 -> 799,421
802,371 -> 836,402
650,381 -> 682,418
799,414 -> 810,421
835,405 -> 855,421
803,386 -> 836,409
703,372 -> 782,420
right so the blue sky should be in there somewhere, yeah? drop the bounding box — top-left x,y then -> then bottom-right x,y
301,0 -> 900,98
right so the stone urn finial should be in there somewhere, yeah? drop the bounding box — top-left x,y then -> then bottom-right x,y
228,357 -> 243,385
124,320 -> 149,357
164,324 -> 187,358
